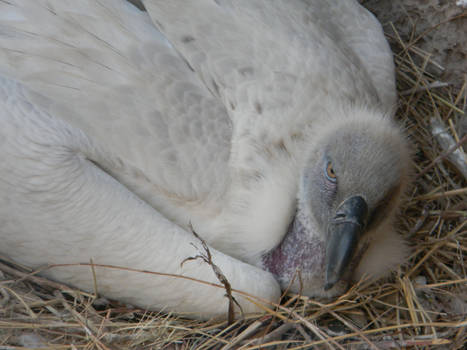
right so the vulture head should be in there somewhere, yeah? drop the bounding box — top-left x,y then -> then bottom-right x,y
262,110 -> 411,297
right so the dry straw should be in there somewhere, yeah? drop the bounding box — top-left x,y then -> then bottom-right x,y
1,17 -> 466,350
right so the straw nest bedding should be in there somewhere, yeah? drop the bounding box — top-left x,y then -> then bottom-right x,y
1,7 -> 466,350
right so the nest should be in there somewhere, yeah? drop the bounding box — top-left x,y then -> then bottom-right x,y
1,18 -> 466,350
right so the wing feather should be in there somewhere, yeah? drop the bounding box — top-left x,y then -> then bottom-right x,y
0,0 -> 232,224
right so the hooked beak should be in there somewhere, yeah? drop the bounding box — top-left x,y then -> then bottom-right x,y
324,196 -> 368,290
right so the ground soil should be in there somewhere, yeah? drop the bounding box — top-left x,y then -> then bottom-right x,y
362,0 -> 467,92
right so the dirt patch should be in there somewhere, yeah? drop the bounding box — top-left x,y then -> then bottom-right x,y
362,0 -> 467,91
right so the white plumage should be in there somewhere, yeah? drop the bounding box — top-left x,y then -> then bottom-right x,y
0,0 -> 410,318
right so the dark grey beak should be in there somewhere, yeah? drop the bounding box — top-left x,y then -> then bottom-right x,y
324,196 -> 368,290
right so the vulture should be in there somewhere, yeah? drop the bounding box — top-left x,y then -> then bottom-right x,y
0,0 -> 411,319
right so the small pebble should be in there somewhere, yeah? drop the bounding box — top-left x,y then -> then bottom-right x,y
413,275 -> 427,290
18,333 -> 47,348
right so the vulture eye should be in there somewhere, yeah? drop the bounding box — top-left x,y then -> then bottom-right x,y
325,162 -> 337,182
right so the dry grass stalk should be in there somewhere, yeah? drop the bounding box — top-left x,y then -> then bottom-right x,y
1,19 -> 466,350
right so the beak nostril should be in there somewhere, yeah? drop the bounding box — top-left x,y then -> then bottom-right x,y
332,213 -> 347,222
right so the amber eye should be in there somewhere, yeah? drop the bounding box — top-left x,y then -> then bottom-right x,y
325,162 -> 337,182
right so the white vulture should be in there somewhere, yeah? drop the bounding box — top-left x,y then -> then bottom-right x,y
0,0 -> 411,319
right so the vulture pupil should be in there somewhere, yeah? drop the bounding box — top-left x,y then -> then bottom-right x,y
325,162 -> 337,182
